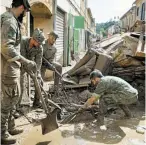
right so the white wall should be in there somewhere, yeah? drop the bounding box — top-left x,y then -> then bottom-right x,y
136,0 -> 145,20
1,0 -> 12,7
34,16 -> 53,38
0,6 -> 7,15
0,0 -> 12,15
57,0 -> 79,16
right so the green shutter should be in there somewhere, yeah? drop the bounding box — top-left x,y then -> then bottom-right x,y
74,29 -> 79,52
74,16 -> 84,29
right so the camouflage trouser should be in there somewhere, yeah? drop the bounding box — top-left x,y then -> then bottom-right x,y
41,62 -> 62,86
20,70 -> 41,107
18,70 -> 30,106
98,93 -> 138,124
1,78 -> 20,136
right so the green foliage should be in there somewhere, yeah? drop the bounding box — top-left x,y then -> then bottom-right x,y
96,21 -> 117,34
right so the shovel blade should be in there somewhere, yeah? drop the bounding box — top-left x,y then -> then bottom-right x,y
40,108 -> 59,135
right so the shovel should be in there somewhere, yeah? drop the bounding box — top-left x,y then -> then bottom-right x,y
61,105 -> 99,124
61,111 -> 81,124
30,72 -> 61,135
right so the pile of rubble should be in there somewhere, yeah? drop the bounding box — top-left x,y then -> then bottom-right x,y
62,25 -> 145,102
44,23 -> 145,123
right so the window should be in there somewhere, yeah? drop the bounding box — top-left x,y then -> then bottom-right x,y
137,7 -> 139,16
141,3 -> 145,20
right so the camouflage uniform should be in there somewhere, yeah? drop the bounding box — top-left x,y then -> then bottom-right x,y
41,40 -> 62,87
20,29 -> 45,106
93,76 -> 138,104
91,76 -> 138,122
20,37 -> 43,104
1,11 -> 22,137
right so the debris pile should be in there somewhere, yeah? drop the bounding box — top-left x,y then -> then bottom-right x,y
63,23 -> 145,102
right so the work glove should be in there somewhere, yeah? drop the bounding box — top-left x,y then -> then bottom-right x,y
23,59 -> 37,75
42,61 -> 55,71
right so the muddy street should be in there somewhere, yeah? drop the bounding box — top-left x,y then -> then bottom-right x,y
7,103 -> 145,145
1,0 -> 145,144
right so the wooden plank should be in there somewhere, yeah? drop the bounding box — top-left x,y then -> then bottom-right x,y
79,76 -> 90,85
106,40 -> 124,54
64,84 -> 88,89
96,34 -> 122,48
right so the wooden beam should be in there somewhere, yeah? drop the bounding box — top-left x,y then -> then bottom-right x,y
106,40 -> 124,54
64,84 -> 88,89
96,34 -> 122,48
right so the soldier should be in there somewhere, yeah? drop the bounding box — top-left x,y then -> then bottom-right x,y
41,31 -> 62,91
20,28 -> 45,107
79,70 -> 138,125
1,0 -> 36,144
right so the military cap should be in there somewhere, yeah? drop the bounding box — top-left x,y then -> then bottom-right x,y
33,28 -> 45,44
12,0 -> 31,11
90,69 -> 104,79
47,31 -> 59,39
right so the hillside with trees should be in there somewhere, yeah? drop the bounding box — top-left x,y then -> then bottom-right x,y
96,21 -> 118,37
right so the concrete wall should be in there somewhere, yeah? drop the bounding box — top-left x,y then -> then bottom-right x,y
121,0 -> 145,30
0,0 -> 11,14
57,0 -> 79,16
30,0 -> 53,13
34,17 -> 53,38
80,0 -> 86,16
0,6 -> 7,15
135,0 -> 145,20
85,9 -> 96,34
120,8 -> 135,30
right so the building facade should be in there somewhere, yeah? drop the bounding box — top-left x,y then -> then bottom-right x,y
120,0 -> 145,31
120,7 -> 136,31
134,0 -> 145,21
0,0 -> 96,66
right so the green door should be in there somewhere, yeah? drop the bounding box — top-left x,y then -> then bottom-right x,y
74,29 -> 79,53
67,13 -> 74,65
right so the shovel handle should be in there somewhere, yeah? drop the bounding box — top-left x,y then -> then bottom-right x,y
40,84 -> 61,110
32,75 -> 49,114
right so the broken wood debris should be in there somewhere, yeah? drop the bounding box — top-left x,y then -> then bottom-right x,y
63,29 -> 145,102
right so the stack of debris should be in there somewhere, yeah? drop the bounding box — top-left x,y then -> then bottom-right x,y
63,22 -> 145,101
110,23 -> 145,101
48,23 -> 145,122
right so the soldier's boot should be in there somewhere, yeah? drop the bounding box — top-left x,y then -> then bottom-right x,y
33,92 -> 42,108
1,132 -> 16,144
119,104 -> 132,118
98,96 -> 107,126
9,128 -> 23,135
33,101 -> 42,108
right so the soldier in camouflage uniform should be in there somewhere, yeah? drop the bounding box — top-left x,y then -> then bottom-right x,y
1,0 -> 37,144
79,70 -> 138,125
20,28 -> 45,107
41,31 -> 62,91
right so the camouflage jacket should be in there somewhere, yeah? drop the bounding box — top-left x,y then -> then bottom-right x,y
94,76 -> 138,98
1,11 -> 21,78
20,36 -> 43,72
42,40 -> 57,64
